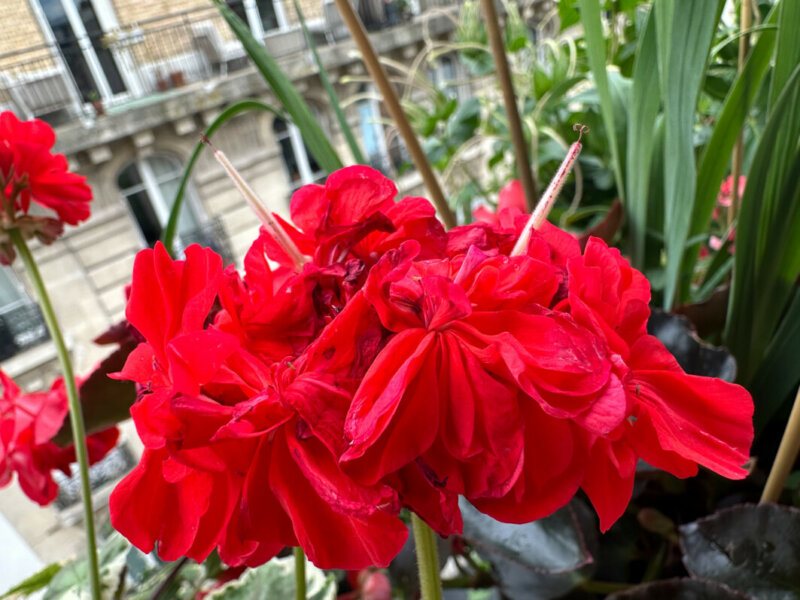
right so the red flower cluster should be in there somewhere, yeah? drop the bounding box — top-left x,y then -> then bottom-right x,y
0,111 -> 92,264
0,370 -> 119,505
110,166 -> 753,569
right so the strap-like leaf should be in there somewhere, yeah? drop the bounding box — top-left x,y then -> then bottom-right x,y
213,0 -> 343,175
656,0 -> 724,308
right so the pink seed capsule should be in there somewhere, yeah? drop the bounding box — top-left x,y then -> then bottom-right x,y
511,124 -> 588,257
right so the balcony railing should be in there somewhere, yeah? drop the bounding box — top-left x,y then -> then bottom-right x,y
0,0 -> 458,126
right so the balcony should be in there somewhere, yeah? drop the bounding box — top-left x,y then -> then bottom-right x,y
0,0 -> 459,131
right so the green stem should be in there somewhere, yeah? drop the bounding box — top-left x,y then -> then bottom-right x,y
10,228 -> 101,600
294,547 -> 306,600
411,513 -> 443,600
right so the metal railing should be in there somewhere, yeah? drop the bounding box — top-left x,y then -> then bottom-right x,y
0,0 -> 442,126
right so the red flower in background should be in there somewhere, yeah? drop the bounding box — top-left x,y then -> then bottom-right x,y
0,370 -> 119,505
0,111 -> 92,225
0,111 -> 92,264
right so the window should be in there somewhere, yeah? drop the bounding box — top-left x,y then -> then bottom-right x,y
0,269 -> 48,361
118,155 -> 230,260
34,0 -> 127,102
118,155 -> 200,248
226,0 -> 285,38
273,117 -> 326,191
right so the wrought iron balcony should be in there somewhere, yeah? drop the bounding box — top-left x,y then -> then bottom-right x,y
0,0 -> 454,127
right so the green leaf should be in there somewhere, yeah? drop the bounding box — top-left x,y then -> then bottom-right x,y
694,246 -> 733,303
213,0 -> 342,175
680,503 -> 800,600
624,6 -> 659,269
558,0 -> 580,31
460,499 -> 595,600
1,564 -> 61,599
768,0 -> 800,111
655,0 -> 724,308
725,64 -> 800,384
749,290 -> 800,432
294,0 -> 366,165
578,0 -> 625,205
206,556 -> 336,600
683,4 -> 779,293
445,98 -> 482,146
44,534 -> 130,600
162,100 -> 283,255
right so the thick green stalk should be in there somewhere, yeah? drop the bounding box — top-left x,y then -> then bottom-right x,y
411,513 -> 443,600
294,546 -> 306,600
9,228 -> 101,600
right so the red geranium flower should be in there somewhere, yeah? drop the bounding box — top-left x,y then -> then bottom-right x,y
0,111 -> 92,263
0,370 -> 119,505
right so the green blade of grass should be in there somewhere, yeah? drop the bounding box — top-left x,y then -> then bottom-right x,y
682,3 -> 779,295
162,100 -> 283,255
725,64 -> 800,384
625,6 -> 659,270
750,290 -> 800,433
768,0 -> 800,111
655,0 -> 723,308
294,0 -> 366,165
577,0 -> 625,204
213,0 -> 343,174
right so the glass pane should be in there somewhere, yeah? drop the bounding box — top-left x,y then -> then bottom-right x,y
148,155 -> 182,181
117,162 -> 142,191
159,177 -> 200,235
305,143 -> 322,176
273,117 -> 288,135
280,136 -> 301,183
256,0 -> 278,31
40,0 -> 98,102
119,163 -> 161,246
75,0 -> 126,94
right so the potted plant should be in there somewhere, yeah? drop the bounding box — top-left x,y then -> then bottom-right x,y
87,90 -> 104,117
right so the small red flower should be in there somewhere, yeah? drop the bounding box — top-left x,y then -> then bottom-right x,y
0,370 -> 119,505
0,112 -> 92,263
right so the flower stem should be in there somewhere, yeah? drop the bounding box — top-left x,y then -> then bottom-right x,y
9,228 -> 101,600
411,513 -> 443,600
480,0 -> 538,212
294,546 -> 306,600
332,0 -> 457,230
